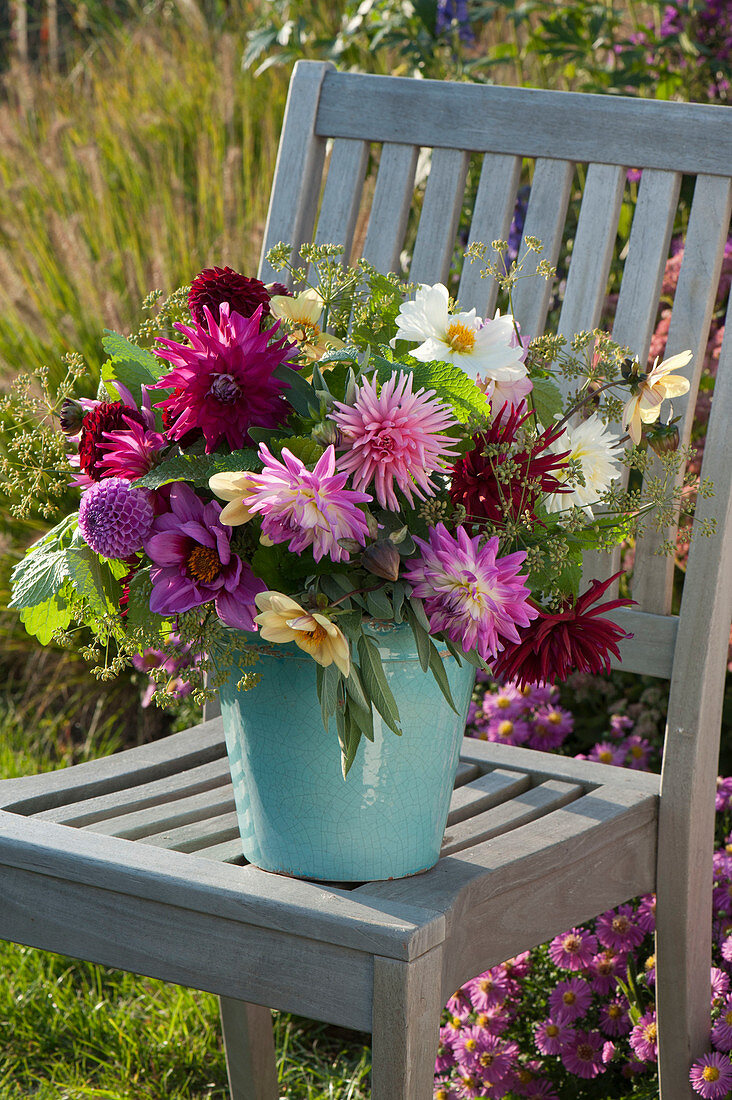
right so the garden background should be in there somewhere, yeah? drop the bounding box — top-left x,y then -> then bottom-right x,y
0,1 -> 730,1097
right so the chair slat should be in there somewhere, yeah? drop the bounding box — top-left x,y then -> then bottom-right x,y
409,147 -> 471,285
631,174 -> 732,613
32,757 -> 232,826
454,762 -> 482,787
447,769 -> 531,827
314,138 -> 370,259
138,811 -> 241,853
361,142 -> 419,273
259,60 -> 334,284
458,153 -> 523,317
440,779 -> 583,857
557,163 -> 627,346
83,787 -> 235,841
510,158 -> 575,341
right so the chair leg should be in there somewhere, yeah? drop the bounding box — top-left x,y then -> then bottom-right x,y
218,996 -> 279,1100
371,950 -> 444,1100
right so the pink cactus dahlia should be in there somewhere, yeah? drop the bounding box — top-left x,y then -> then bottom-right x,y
331,371 -> 459,511
403,523 -> 538,661
152,303 -> 296,452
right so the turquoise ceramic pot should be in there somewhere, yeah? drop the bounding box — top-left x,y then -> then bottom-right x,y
218,623 -> 476,882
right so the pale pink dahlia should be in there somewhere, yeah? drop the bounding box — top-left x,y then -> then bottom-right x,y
153,303 -> 296,452
403,524 -> 538,661
78,478 -> 154,559
331,372 -> 459,511
245,444 -> 372,563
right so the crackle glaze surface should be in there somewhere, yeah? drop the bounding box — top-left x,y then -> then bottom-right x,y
218,624 -> 476,882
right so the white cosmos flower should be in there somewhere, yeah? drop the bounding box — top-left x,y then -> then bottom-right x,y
544,415 -> 623,518
391,283 -> 527,381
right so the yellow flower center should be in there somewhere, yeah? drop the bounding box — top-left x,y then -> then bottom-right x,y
612,915 -> 629,933
645,955 -> 655,971
465,1038 -> 478,1052
291,320 -> 321,346
608,1005 -> 622,1018
548,710 -> 562,724
703,1066 -> 721,1082
563,991 -> 576,1005
578,1043 -> 593,1060
496,696 -> 511,708
479,1052 -> 495,1067
563,935 -> 581,952
479,978 -> 494,992
497,720 -> 514,737
546,1024 -> 559,1037
631,744 -> 644,758
599,750 -> 613,763
445,321 -> 477,353
187,545 -> 221,584
643,1023 -> 657,1042
725,1010 -> 732,1025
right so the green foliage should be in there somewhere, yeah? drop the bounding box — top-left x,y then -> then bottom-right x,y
530,377 -> 564,429
375,356 -> 490,424
135,448 -> 259,490
100,330 -> 164,405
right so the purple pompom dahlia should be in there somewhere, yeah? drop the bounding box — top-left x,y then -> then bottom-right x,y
78,478 -> 154,559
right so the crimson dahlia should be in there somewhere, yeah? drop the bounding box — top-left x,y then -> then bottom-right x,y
490,572 -> 634,687
188,266 -> 271,325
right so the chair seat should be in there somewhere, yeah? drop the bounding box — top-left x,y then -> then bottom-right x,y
0,717 -> 659,1021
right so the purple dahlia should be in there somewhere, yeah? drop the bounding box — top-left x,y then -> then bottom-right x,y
152,303 -> 297,453
78,478 -> 154,559
143,482 -> 265,630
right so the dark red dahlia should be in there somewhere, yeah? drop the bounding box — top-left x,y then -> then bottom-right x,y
78,402 -> 144,481
449,405 -> 572,526
188,266 -> 271,326
491,572 -> 634,688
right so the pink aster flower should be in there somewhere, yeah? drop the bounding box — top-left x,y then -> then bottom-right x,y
482,684 -> 527,720
434,1083 -> 459,1100
143,482 -> 265,630
602,1041 -> 617,1064
712,995 -> 732,1051
624,733 -> 653,769
595,904 -> 645,952
599,998 -> 631,1037
446,986 -> 473,1016
637,894 -> 657,934
712,967 -> 731,1006
588,740 -> 627,766
548,977 -> 592,1023
588,949 -> 627,995
560,1029 -> 606,1079
152,302 -> 295,452
484,715 -> 532,746
716,777 -> 732,812
722,936 -> 732,964
690,1052 -> 732,1097
435,1034 -> 458,1074
610,713 -> 634,738
534,1015 -> 575,1055
467,969 -> 510,1011
453,1025 -> 492,1068
245,444 -> 371,563
472,1035 -> 515,1085
474,1005 -> 511,1035
629,1010 -> 658,1063
403,524 -> 538,661
331,371 -> 459,511
548,928 -> 598,971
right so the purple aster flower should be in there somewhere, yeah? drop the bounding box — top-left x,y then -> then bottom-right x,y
472,1034 -> 515,1085
560,1029 -> 606,1079
78,477 -> 154,559
629,1010 -> 657,1063
717,776 -> 732,812
712,995 -> 732,1051
446,986 -> 472,1016
453,1025 -> 491,1068
534,1015 -> 575,1055
435,1033 -> 457,1074
599,998 -> 631,1037
690,1052 -> 732,1097
548,928 -> 598,971
596,904 -> 645,953
143,482 -> 265,630
245,444 -> 371,564
466,968 -> 510,1011
643,952 -> 656,987
624,733 -> 653,769
528,704 -> 573,750
474,1004 -> 511,1035
588,949 -> 627,995
712,966 -> 731,1006
153,303 -> 296,452
502,952 -> 531,981
622,1058 -> 650,1078
548,977 -> 592,1023
484,715 -> 531,746
610,712 -> 634,738
588,740 -> 627,766
433,1084 -> 459,1100
602,1040 -> 617,1064
637,894 -> 657,934
403,524 -> 538,661
722,936 -> 732,964
482,684 -> 527,720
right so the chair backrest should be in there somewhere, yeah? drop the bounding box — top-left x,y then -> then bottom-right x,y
258,61 -> 732,803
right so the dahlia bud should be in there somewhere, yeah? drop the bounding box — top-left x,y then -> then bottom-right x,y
647,419 -> 680,456
621,357 -> 644,385
362,540 -> 400,582
59,399 -> 85,435
265,282 -> 293,298
311,419 -> 341,448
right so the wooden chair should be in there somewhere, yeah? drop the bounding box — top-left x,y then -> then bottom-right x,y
1,61 -> 731,1100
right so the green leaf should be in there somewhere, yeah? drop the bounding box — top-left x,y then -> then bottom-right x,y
391,581 -> 406,623
357,633 -> 402,737
270,435 -> 324,467
19,590 -> 73,645
135,448 -> 258,490
316,346 -> 360,367
9,543 -> 73,610
319,663 -> 340,730
530,377 -> 564,429
427,638 -> 459,714
405,601 -> 431,673
336,609 -> 364,642
337,700 -> 362,779
273,363 -> 319,417
64,547 -> 122,618
345,665 -> 374,743
407,595 -> 431,634
365,587 -> 393,621
101,331 -> 164,405
376,358 -> 490,424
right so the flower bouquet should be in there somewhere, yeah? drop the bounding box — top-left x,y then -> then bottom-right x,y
6,240 -> 699,878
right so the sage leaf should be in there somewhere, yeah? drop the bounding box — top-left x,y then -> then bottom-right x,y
427,638 -> 459,714
357,634 -> 402,737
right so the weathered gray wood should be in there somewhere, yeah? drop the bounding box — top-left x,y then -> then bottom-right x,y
361,143 -> 419,273
371,949 -> 444,1100
510,158 -> 575,341
219,998 -> 279,1100
441,779 -> 583,857
446,768 -> 531,826
138,809 -> 240,852
314,69 -> 732,175
454,761 -> 482,787
314,137 -> 370,259
458,152 -> 523,316
409,147 -> 470,285
607,607 -> 678,678
259,60 -> 334,284
656,293 -> 732,1098
631,173 -> 732,615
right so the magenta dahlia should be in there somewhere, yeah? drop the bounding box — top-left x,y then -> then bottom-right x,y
331,371 -> 459,511
153,303 -> 296,453
78,478 -> 154,559
402,524 -> 538,661
490,572 -> 634,687
188,266 -> 271,325
143,482 -> 265,630
245,444 -> 372,563
99,416 -> 167,479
